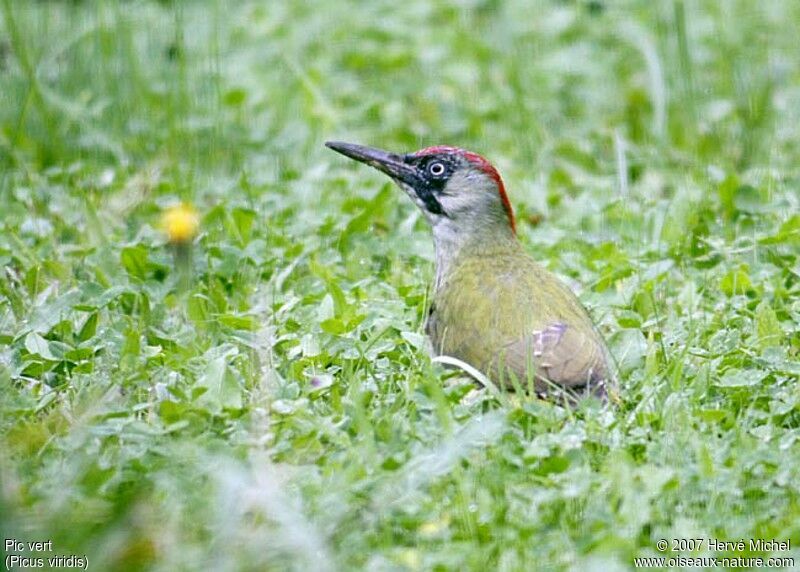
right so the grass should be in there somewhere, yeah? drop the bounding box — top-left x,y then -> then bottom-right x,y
1,0 -> 799,570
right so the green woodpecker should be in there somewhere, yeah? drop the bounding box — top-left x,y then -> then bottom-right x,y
326,141 -> 614,402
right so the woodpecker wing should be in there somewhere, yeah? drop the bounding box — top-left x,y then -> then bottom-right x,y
497,322 -> 608,396
430,245 -> 612,398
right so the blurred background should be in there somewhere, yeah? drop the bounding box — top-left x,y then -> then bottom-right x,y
1,1 -> 799,570
4,1 -> 799,174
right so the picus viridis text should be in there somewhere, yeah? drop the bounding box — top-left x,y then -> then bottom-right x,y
326,142 -> 614,402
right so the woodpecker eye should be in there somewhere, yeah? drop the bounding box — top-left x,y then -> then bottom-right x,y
428,162 -> 446,177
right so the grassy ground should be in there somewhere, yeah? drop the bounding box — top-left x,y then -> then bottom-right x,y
1,1 -> 799,570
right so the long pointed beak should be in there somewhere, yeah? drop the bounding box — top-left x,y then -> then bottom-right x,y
325,141 -> 421,188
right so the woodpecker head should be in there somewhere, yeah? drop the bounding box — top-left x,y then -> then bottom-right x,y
326,142 -> 516,241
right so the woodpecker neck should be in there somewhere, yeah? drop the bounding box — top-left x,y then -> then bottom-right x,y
431,216 -> 519,291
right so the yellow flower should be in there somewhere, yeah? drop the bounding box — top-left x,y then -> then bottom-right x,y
161,203 -> 199,244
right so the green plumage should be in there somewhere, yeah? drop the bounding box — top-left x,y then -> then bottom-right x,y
324,140 -> 614,401
428,238 -> 610,398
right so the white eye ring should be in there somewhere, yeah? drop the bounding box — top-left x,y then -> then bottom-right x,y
429,162 -> 445,176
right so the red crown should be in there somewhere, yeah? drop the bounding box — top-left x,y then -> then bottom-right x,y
413,146 -> 516,234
